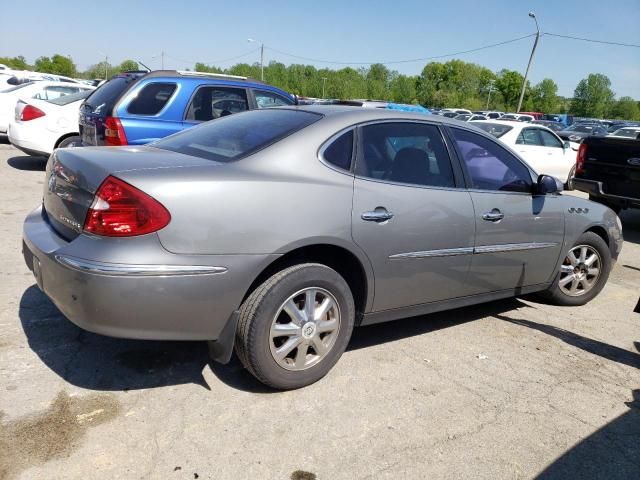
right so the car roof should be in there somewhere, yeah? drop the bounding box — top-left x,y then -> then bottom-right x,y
139,69 -> 267,86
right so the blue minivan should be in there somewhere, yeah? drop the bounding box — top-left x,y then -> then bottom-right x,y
78,70 -> 296,147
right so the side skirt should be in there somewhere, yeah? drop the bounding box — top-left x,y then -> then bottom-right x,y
360,282 -> 550,326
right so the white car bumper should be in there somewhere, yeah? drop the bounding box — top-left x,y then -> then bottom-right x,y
8,121 -> 54,156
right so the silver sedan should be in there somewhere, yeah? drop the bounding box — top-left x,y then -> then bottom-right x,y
23,107 -> 623,389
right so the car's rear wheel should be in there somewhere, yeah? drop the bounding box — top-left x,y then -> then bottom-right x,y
57,135 -> 81,149
565,165 -> 576,190
235,263 -> 355,389
540,231 -> 611,306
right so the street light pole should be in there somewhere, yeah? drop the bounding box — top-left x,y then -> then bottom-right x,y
516,12 -> 540,113
322,77 -> 328,98
486,80 -> 495,109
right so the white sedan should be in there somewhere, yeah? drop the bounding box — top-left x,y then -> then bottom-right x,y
473,120 -> 578,187
0,81 -> 93,135
8,90 -> 91,157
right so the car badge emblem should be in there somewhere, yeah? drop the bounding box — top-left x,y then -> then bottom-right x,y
627,158 -> 640,166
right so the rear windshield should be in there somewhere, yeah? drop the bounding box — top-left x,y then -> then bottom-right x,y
83,75 -> 138,113
47,89 -> 92,106
153,109 -> 322,162
474,122 -> 513,138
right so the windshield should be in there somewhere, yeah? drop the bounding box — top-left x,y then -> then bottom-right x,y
83,75 -> 138,113
501,115 -> 517,120
47,90 -> 92,106
474,122 -> 513,138
153,109 -> 322,162
612,128 -> 639,138
566,124 -> 595,133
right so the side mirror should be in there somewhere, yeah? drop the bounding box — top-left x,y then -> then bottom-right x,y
563,141 -> 571,149
536,174 -> 563,195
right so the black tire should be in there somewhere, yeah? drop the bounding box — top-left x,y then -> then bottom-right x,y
57,135 -> 81,149
565,165 -> 576,190
540,231 -> 611,306
235,263 -> 355,390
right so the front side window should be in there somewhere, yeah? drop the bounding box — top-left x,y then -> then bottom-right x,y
127,82 -> 177,115
254,90 -> 293,108
538,129 -> 563,148
451,128 -> 533,193
356,122 -> 456,188
185,86 -> 248,121
322,130 -> 354,171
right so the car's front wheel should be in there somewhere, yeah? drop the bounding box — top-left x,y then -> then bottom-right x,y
235,263 -> 355,389
540,231 -> 611,306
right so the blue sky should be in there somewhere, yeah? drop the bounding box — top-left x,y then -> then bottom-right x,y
3,0 -> 639,98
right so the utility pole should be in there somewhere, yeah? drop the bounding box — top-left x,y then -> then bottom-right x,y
105,55 -> 108,79
248,39 -> 264,81
322,77 -> 328,98
517,12 -> 540,113
161,51 -> 165,70
486,80 -> 495,109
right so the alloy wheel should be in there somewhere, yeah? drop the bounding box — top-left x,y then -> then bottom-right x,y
559,244 -> 602,297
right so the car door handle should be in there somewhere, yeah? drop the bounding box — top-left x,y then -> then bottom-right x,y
482,209 -> 504,222
361,209 -> 394,222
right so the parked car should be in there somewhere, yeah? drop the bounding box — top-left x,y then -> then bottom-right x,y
501,113 -> 534,122
608,126 -> 640,138
483,111 -> 504,119
8,90 -> 91,157
556,123 -> 608,143
543,114 -> 574,127
454,114 -> 488,122
606,122 -> 638,133
519,112 -> 543,120
573,135 -> 640,212
531,120 -> 565,132
23,107 -> 622,389
0,81 -> 94,136
473,120 -> 578,187
441,111 -> 459,118
78,70 -> 296,147
441,108 -> 472,115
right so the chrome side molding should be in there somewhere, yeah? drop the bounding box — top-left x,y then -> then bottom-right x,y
55,255 -> 228,276
390,242 -> 558,260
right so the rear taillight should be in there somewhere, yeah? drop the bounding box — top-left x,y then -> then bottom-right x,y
84,176 -> 170,237
21,105 -> 46,121
576,143 -> 587,174
104,116 -> 128,146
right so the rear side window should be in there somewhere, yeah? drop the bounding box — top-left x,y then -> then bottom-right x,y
185,86 -> 248,122
322,130 -> 354,170
48,89 -> 92,106
35,85 -> 81,100
472,122 -> 513,138
538,129 -> 563,148
153,109 -> 321,162
254,90 -> 294,108
356,122 -> 456,188
127,82 -> 177,115
516,128 -> 542,146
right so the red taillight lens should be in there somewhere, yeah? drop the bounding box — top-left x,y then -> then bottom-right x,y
104,116 -> 128,146
576,143 -> 587,174
21,105 -> 46,121
84,176 -> 170,237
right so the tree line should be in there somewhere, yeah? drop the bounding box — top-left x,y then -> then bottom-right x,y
1,54 -> 638,120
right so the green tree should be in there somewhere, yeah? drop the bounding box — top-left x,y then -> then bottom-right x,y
34,54 -> 76,77
530,78 -> 559,113
0,55 -> 30,70
390,74 -> 417,103
610,96 -> 640,120
83,61 -> 112,80
117,60 -> 139,72
194,63 -> 224,74
570,73 -> 615,118
495,69 -> 525,111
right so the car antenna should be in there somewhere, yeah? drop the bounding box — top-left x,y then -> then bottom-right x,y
137,60 -> 151,72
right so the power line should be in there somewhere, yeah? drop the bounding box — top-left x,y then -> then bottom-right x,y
266,33 -> 537,65
543,32 -> 640,48
164,48 -> 261,66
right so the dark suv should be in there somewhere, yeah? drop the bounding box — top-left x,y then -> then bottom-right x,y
78,70 -> 295,146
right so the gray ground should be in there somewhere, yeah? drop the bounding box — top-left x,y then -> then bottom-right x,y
0,141 -> 638,480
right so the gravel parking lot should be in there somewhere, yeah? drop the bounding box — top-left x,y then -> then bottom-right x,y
0,140 -> 638,480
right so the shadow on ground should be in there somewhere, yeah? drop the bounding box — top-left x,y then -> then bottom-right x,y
7,155 -> 47,171
19,285 -> 528,393
620,208 -> 640,245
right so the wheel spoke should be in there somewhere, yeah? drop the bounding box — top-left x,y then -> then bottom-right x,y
567,251 -> 578,266
559,274 -> 575,287
304,289 -> 316,322
317,317 -> 338,334
579,246 -> 588,263
294,343 -> 309,368
283,299 -> 306,326
275,336 -> 302,360
560,265 -> 574,273
570,278 -> 580,293
314,296 -> 334,322
587,268 -> 600,277
585,254 -> 598,267
271,322 -> 301,338
311,336 -> 328,356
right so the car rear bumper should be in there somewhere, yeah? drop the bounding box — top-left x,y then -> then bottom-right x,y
574,178 -> 640,208
8,122 -> 52,157
22,206 -> 276,343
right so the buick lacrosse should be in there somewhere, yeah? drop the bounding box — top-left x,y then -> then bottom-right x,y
23,107 -> 623,389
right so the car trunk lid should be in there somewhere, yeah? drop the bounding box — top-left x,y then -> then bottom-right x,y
43,146 -> 219,240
